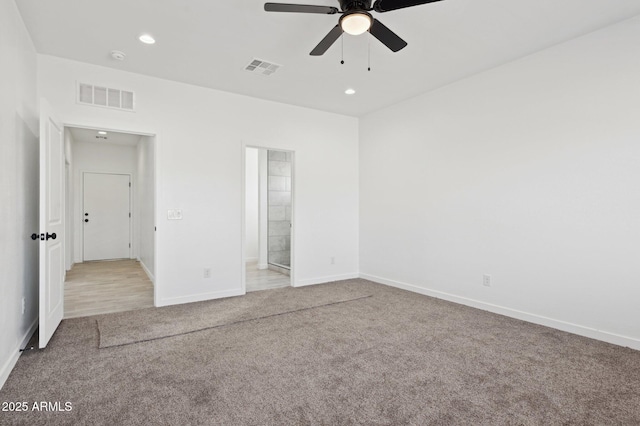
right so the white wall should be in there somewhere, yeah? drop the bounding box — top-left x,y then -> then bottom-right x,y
0,0 -> 39,389
71,139 -> 138,263
245,147 -> 259,261
136,135 -> 155,281
38,55 -> 360,306
359,16 -> 640,349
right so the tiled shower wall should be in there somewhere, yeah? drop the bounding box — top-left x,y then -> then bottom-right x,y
268,150 -> 291,267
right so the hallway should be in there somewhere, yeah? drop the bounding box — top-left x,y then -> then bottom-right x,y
64,260 -> 154,318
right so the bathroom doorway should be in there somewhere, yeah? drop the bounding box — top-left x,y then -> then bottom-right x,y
244,146 -> 293,292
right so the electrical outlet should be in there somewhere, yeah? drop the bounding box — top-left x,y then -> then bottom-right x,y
203,268 -> 211,279
21,297 -> 25,315
330,257 -> 335,265
483,274 -> 492,287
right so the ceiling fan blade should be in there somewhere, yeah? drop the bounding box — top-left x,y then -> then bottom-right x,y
310,25 -> 343,56
264,3 -> 339,14
373,0 -> 443,13
369,19 -> 407,52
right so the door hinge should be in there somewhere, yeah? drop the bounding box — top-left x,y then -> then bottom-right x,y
129,243 -> 131,248
129,182 -> 131,187
129,212 -> 131,218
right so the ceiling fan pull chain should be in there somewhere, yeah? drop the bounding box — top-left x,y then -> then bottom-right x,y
341,34 -> 345,64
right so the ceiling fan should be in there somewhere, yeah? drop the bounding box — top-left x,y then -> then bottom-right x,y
264,0 -> 444,56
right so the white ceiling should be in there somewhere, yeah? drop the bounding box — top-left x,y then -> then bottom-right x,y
16,0 -> 640,117
68,127 -> 142,147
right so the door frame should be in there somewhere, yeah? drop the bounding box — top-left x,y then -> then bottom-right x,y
64,122 -> 158,306
241,142 -> 296,294
81,171 -> 133,262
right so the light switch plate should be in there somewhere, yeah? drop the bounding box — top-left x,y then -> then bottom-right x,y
167,209 -> 183,220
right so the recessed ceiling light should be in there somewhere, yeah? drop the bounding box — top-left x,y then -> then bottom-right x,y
139,34 -> 156,44
98,131 -> 107,135
345,88 -> 356,95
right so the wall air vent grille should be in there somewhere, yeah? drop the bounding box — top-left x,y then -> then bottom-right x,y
77,82 -> 135,112
244,58 -> 281,76
94,86 -> 107,106
79,83 -> 93,103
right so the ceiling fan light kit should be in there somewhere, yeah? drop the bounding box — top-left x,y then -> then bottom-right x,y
340,11 -> 372,35
264,0 -> 444,55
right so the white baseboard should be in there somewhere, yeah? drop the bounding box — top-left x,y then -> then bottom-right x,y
0,317 -> 38,390
157,288 -> 244,307
140,260 -> 155,284
257,263 -> 268,270
295,273 -> 360,288
245,257 -> 258,263
360,273 -> 640,351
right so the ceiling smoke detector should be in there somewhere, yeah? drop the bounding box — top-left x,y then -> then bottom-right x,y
111,50 -> 126,61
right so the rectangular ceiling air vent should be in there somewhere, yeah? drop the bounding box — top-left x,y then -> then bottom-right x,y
77,82 -> 135,112
244,58 -> 281,76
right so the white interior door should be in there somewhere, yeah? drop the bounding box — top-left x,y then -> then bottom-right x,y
83,173 -> 131,261
39,99 -> 65,348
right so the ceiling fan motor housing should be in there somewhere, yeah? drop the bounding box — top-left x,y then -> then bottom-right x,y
339,0 -> 372,12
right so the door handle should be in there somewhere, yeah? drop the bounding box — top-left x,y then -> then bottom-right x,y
33,232 -> 57,240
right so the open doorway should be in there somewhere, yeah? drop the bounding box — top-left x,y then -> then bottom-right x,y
244,147 -> 293,292
63,126 -> 156,318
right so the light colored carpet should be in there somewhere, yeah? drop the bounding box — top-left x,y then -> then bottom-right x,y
2,279 -> 639,425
